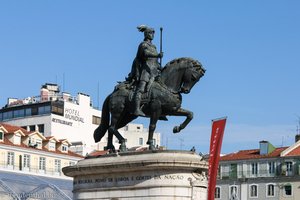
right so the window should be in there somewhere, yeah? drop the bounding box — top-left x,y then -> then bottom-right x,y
139,138 -> 143,145
51,102 -> 64,116
250,185 -> 258,197
92,116 -> 101,125
31,107 -> 38,115
36,139 -> 42,149
215,186 -> 221,198
267,184 -> 275,197
38,124 -> 44,134
13,109 -> 24,118
14,134 -> 21,145
229,186 -> 238,199
23,154 -> 30,168
54,159 -> 61,173
284,184 -> 292,196
25,108 -> 31,116
286,162 -> 293,176
49,141 -> 56,150
39,157 -> 46,170
7,152 -> 15,166
251,163 -> 258,175
230,163 -> 237,178
3,111 -> 13,120
62,145 -> 68,152
0,113 -> 2,121
0,131 -> 3,141
29,125 -> 36,132
268,162 -> 275,174
38,106 -> 51,115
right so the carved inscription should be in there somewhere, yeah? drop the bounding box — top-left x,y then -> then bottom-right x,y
74,174 -> 185,185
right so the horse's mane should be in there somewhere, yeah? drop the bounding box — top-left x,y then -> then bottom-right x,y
162,57 -> 204,73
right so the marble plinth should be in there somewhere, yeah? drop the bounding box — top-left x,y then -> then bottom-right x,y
63,150 -> 208,200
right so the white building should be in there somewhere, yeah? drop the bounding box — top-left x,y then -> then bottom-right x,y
0,83 -> 161,155
217,138 -> 300,200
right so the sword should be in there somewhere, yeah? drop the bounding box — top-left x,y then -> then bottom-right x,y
159,27 -> 163,67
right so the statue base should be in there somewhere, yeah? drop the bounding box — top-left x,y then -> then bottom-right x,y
63,150 -> 208,200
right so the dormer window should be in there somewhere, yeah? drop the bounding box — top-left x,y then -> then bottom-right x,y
29,137 -> 36,147
36,139 -> 42,149
62,144 -> 68,152
0,131 -> 3,141
14,133 -> 21,145
49,141 -> 56,151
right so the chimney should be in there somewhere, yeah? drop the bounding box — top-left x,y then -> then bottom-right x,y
259,140 -> 275,155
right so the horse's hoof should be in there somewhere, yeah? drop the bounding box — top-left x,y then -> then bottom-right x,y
119,142 -> 127,152
173,126 -> 180,134
149,145 -> 155,150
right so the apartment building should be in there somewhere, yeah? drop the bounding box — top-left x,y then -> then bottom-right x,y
216,138 -> 300,200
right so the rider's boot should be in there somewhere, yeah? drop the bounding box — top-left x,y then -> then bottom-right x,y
133,93 -> 146,117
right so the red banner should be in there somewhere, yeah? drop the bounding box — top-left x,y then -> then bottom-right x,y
207,117 -> 227,200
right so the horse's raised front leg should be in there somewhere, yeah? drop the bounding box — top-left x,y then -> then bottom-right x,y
172,108 -> 193,134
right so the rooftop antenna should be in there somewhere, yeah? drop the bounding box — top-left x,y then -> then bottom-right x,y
63,73 -> 65,92
97,81 -> 100,109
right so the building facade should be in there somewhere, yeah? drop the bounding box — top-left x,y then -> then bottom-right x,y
0,123 -> 83,179
216,139 -> 300,200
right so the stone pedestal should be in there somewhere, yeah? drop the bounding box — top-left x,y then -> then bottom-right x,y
63,150 -> 208,200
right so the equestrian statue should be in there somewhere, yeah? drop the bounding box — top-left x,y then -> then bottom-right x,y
94,25 -> 206,152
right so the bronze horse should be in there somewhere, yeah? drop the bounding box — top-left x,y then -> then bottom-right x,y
94,57 -> 205,151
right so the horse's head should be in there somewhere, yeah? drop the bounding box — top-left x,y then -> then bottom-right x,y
180,59 -> 206,94
161,58 -> 205,93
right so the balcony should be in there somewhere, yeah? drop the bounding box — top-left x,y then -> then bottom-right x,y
218,168 -> 299,180
0,161 -> 65,177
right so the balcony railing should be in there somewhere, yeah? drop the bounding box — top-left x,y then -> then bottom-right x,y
0,161 -> 66,177
218,168 -> 300,180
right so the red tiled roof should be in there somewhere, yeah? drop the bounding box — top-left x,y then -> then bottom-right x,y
0,123 -> 83,158
1,135 -> 83,158
220,147 -> 288,161
0,122 -> 27,133
285,145 -> 300,156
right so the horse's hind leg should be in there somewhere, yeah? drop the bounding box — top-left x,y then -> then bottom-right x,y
147,107 -> 161,150
109,111 -> 127,152
106,131 -> 115,153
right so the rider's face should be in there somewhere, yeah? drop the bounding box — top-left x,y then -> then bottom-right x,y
145,31 -> 154,40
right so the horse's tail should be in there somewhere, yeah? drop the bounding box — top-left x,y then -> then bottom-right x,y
93,95 -> 110,143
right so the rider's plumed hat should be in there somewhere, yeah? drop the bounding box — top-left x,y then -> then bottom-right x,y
137,25 -> 155,33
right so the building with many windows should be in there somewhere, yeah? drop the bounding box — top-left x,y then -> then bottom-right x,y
0,122 -> 83,177
0,123 -> 83,199
216,137 -> 300,200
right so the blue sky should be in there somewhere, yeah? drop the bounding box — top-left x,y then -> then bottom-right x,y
1,1 -> 300,154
